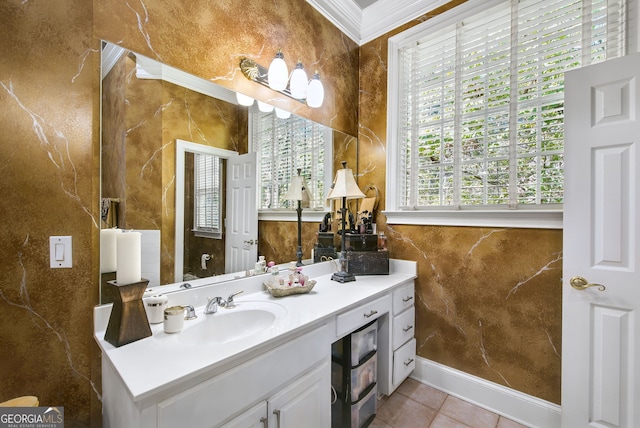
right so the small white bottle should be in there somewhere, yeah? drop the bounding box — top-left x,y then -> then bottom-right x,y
255,256 -> 266,274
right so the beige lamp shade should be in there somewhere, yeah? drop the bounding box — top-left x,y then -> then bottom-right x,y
283,171 -> 311,208
326,163 -> 365,200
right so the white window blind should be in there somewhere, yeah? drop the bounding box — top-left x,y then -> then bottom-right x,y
396,0 -> 627,211
193,153 -> 223,238
252,111 -> 329,210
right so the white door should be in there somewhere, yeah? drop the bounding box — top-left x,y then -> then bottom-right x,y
225,152 -> 258,273
563,53 -> 640,427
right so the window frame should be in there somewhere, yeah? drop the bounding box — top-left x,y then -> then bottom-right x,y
250,108 -> 333,223
192,152 -> 224,239
385,0 -> 634,229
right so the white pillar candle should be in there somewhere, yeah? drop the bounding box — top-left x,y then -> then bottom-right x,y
100,228 -> 121,273
116,231 -> 142,284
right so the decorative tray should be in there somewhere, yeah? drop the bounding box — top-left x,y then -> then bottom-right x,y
264,280 -> 316,297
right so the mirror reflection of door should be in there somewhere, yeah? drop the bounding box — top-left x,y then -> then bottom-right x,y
175,140 -> 257,282
225,152 -> 258,273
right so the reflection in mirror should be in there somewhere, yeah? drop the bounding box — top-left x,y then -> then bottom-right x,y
174,140 -> 242,283
100,41 -> 352,303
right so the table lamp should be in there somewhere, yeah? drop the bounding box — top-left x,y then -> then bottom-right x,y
326,162 -> 365,282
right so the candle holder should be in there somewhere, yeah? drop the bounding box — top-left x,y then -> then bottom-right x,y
104,279 -> 152,347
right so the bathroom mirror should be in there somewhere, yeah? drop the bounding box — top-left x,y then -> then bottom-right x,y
99,41 -> 355,302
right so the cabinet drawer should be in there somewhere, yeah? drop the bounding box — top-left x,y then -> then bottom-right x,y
336,294 -> 391,337
392,338 -> 416,387
392,307 -> 415,350
392,282 -> 414,315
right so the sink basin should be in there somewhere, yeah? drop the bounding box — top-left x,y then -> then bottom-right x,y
173,301 -> 287,345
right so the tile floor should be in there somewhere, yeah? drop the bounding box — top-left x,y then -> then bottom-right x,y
371,378 -> 529,428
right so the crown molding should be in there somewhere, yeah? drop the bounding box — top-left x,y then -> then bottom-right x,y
134,54 -> 238,105
306,0 -> 363,43
307,0 -> 452,45
101,43 -> 126,80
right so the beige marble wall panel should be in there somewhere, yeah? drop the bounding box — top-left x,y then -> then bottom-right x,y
94,0 -> 360,136
0,0 -> 99,425
357,0 -> 563,404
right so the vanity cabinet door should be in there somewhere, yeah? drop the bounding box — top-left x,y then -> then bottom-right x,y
221,402 -> 267,428
267,360 -> 330,428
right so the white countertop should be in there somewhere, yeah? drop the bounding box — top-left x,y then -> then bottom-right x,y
94,259 -> 416,402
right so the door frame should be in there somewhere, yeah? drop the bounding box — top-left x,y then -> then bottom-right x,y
174,139 -> 238,283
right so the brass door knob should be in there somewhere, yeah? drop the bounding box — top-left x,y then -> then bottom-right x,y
569,276 -> 606,291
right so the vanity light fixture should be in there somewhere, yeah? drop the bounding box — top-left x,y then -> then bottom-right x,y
306,72 -> 325,108
257,100 -> 274,113
275,107 -> 291,119
289,61 -> 308,99
239,52 -> 324,108
235,92 -> 255,106
267,50 -> 289,91
326,162 -> 365,283
283,169 -> 311,267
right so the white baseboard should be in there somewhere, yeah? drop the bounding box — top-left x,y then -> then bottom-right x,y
412,357 -> 561,428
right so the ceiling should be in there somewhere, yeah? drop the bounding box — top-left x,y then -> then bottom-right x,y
306,0 -> 451,45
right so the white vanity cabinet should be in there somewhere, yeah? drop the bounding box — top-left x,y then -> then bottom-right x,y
389,281 -> 416,392
95,260 -> 418,428
223,361 -> 330,428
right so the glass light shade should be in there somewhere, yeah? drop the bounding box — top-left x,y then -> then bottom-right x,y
289,62 -> 308,99
275,107 -> 291,119
257,101 -> 274,113
236,92 -> 254,106
326,163 -> 365,200
306,72 -> 324,108
268,51 -> 289,91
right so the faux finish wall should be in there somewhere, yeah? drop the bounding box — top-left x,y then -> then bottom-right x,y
358,1 -> 563,404
1,0 -> 359,425
0,1 -> 100,426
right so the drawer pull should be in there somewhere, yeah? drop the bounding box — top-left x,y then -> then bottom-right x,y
403,325 -> 413,332
364,309 -> 378,318
260,416 -> 268,428
402,296 -> 413,303
404,358 -> 414,367
273,409 -> 281,428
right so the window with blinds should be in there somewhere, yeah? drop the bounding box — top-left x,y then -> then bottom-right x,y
394,0 -> 627,211
252,110 -> 331,210
193,153 -> 223,238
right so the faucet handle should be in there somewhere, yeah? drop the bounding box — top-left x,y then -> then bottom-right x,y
225,290 -> 244,309
184,305 -> 197,320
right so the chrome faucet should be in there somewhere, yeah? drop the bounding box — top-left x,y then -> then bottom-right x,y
204,297 -> 224,314
184,305 -> 197,320
204,290 -> 244,314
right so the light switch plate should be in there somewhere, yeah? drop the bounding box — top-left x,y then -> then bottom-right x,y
50,236 -> 72,268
